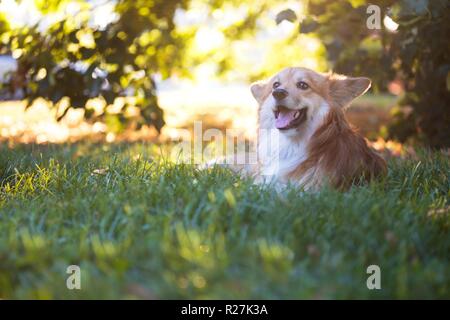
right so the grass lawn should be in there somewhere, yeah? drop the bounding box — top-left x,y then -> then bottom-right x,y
0,142 -> 448,299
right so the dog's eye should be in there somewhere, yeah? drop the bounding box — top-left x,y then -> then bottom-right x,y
273,81 -> 281,89
296,81 -> 309,90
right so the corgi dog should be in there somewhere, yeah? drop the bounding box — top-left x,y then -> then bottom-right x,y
251,67 -> 386,190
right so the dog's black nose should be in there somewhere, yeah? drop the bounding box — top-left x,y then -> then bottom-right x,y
272,88 -> 288,100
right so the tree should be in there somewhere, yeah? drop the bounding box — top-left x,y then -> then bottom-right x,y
0,0 -> 287,132
388,1 -> 450,148
291,0 -> 450,148
1,0 -> 190,132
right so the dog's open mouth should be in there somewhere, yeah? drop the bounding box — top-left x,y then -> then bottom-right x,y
274,106 -> 308,130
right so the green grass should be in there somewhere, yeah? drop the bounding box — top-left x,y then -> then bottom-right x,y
0,142 -> 448,299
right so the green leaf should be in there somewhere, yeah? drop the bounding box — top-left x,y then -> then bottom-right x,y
105,114 -> 125,133
348,0 -> 366,8
299,18 -> 319,34
275,9 -> 297,25
34,0 -> 66,14
390,0 -> 430,21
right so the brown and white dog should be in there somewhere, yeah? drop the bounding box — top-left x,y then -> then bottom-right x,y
251,67 -> 386,190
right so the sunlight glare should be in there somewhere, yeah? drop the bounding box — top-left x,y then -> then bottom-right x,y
194,27 -> 225,53
383,15 -> 399,32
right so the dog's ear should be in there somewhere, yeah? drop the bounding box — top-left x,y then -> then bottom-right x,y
250,80 -> 270,104
328,75 -> 371,108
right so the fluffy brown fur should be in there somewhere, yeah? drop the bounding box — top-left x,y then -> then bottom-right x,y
288,107 -> 387,189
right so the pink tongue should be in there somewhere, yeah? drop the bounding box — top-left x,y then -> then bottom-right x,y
275,109 -> 298,129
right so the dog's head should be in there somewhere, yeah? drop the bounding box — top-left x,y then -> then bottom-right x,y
251,67 -> 371,137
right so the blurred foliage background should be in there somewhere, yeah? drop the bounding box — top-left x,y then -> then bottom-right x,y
295,0 -> 450,148
0,0 -> 449,147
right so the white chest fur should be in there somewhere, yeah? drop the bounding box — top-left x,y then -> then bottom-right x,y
258,131 -> 308,182
256,101 -> 329,185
